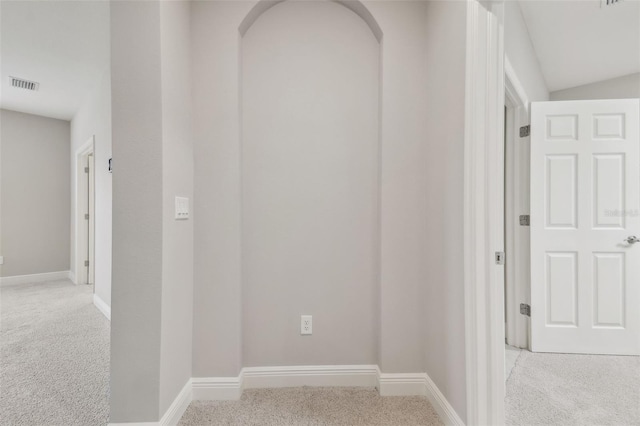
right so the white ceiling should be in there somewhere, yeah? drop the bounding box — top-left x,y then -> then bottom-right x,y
0,1 -> 110,121
518,0 -> 640,93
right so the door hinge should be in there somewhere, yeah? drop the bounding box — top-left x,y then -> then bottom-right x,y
519,215 -> 530,226
84,213 -> 89,220
84,260 -> 89,267
520,303 -> 531,317
495,251 -> 505,265
519,125 -> 530,138
84,167 -> 89,173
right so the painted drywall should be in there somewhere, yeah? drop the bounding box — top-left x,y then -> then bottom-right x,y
504,1 -> 549,102
109,1 -> 164,422
191,0 -> 249,378
241,0 -> 379,367
70,70 -> 112,304
192,1 -> 460,405
159,0 -> 194,416
364,0 -> 431,376
419,1 -> 468,421
0,109 -> 70,277
110,0 -> 195,421
551,72 -> 640,101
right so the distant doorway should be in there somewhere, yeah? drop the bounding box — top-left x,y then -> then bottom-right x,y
75,136 -> 95,286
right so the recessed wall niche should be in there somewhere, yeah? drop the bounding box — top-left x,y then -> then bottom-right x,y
240,0 -> 381,366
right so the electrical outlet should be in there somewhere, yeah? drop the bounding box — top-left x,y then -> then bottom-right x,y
175,196 -> 189,220
301,315 -> 312,335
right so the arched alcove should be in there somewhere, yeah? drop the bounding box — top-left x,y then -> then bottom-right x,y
240,0 -> 381,366
239,0 -> 383,42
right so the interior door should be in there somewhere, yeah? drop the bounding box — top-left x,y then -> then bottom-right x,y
530,99 -> 640,355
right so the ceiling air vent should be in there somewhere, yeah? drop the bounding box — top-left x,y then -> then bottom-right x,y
10,76 -> 39,91
601,0 -> 622,6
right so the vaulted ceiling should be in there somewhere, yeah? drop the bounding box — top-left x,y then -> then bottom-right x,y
518,0 -> 640,92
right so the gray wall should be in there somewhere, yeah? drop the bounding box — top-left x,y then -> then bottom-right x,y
191,0 -> 435,378
504,1 -> 549,102
241,0 -> 379,367
0,109 -> 70,277
110,1 -> 164,422
159,0 -> 194,416
551,72 -> 640,101
191,2 -> 468,420
110,0 -> 195,421
420,1 -> 468,421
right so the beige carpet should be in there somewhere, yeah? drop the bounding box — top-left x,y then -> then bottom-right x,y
0,280 -> 110,426
179,387 -> 443,425
505,350 -> 640,426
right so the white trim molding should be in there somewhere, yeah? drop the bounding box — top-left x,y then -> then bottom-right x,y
243,364 -> 378,389
464,0 -> 506,425
192,376 -> 243,401
378,372 -> 426,396
504,56 -> 531,350
378,372 -> 464,426
160,380 -> 192,426
192,366 -> 462,425
93,294 -> 111,321
0,270 -> 73,287
110,365 -> 462,425
109,381 -> 192,426
74,135 -> 95,286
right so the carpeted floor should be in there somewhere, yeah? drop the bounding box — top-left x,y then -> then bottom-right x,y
179,387 -> 443,425
505,350 -> 640,426
0,280 -> 110,426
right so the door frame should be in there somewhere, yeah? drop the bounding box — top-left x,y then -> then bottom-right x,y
463,0 -> 507,424
504,58 -> 530,350
74,136 -> 95,285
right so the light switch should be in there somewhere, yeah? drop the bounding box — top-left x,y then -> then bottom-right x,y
175,197 -> 189,220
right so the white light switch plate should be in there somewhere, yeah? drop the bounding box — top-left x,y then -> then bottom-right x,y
175,197 -> 189,220
0,256 -> 4,265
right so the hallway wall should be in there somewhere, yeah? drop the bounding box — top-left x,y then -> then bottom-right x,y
190,3 -> 468,421
0,109 -> 70,277
241,0 -> 380,368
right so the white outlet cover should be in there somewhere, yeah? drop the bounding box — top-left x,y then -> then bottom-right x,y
301,315 -> 312,335
175,196 -> 189,220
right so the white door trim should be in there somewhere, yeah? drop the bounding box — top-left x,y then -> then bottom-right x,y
74,136 -> 95,285
504,57 -> 530,349
463,1 -> 506,424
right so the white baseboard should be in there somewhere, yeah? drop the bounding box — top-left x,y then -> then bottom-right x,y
423,372 -> 465,426
93,294 -> 111,321
109,380 -> 192,426
160,380 -> 192,426
378,372 -> 428,396
192,376 -> 243,400
0,270 -> 73,287
111,365 -> 463,426
242,364 -> 379,389
378,371 -> 464,426
68,270 -> 77,284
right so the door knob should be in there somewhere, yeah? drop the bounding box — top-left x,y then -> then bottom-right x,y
624,236 -> 640,244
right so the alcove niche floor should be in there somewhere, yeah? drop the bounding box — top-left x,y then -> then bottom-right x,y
179,386 -> 443,425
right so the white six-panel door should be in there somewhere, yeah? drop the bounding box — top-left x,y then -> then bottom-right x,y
531,99 -> 640,355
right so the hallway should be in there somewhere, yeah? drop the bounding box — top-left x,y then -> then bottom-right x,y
505,350 -> 640,425
0,280 -> 109,425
